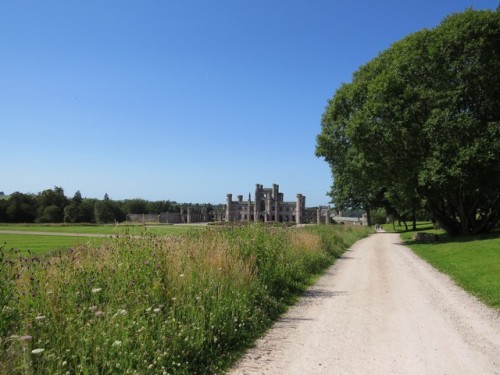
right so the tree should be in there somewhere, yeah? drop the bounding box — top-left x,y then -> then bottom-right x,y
63,191 -> 94,223
5,192 -> 37,223
36,186 -> 69,223
123,199 -> 148,214
94,194 -> 126,224
316,9 -> 500,236
72,190 -> 83,205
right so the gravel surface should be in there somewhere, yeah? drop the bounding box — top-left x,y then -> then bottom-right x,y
228,232 -> 500,374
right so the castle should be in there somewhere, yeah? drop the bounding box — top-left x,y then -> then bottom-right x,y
126,183 -> 351,225
225,183 -> 316,224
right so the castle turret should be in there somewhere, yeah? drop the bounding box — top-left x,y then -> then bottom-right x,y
247,193 -> 252,222
226,194 -> 232,221
296,194 -> 303,224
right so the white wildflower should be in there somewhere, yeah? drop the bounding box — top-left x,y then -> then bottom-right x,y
91,288 -> 102,293
31,348 -> 45,354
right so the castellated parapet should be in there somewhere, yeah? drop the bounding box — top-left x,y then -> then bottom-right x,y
224,183 -> 315,224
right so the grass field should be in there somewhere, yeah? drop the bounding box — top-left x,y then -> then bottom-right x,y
385,222 -> 500,310
0,224 -> 194,257
0,224 -> 194,235
0,234 -> 108,257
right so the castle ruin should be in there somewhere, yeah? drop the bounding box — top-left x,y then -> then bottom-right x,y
224,183 -> 316,224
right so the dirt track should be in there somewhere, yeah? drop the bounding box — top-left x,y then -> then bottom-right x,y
228,233 -> 500,374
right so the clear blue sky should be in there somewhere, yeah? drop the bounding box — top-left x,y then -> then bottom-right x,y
1,0 -> 497,206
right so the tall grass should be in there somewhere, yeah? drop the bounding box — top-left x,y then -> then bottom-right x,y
0,224 -> 370,374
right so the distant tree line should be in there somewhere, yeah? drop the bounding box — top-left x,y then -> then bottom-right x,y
0,187 -> 204,224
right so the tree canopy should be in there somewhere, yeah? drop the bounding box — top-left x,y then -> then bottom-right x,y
316,9 -> 500,236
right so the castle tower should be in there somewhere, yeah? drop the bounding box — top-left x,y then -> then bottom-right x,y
226,194 -> 232,221
296,194 -> 303,224
247,193 -> 252,222
272,184 -> 279,221
254,184 -> 262,222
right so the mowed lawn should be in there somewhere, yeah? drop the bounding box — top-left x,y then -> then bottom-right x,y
386,222 -> 500,310
409,235 -> 500,310
0,224 -> 194,257
0,233 -> 107,257
0,223 -> 195,235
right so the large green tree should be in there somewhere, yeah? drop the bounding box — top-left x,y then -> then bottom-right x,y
317,8 -> 500,236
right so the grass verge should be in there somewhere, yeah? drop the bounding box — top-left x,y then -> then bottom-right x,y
0,224 -> 371,374
385,223 -> 500,311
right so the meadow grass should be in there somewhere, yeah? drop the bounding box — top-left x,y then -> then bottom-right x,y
0,224 -> 371,374
385,222 -> 500,310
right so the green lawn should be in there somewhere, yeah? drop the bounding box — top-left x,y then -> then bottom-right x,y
0,234 -> 107,257
409,235 -> 500,310
0,224 -> 195,257
0,223 -> 195,235
385,222 -> 500,310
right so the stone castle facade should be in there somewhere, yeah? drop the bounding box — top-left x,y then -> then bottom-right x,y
225,183 -> 316,224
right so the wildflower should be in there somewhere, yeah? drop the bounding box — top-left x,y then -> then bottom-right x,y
92,288 -> 102,293
146,307 -> 152,312
95,311 -> 105,317
35,315 -> 46,321
112,340 -> 122,347
117,309 -> 127,315
32,348 -> 45,354
153,308 -> 161,313
179,273 -> 184,278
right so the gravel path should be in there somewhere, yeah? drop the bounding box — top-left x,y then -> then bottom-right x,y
228,232 -> 500,374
